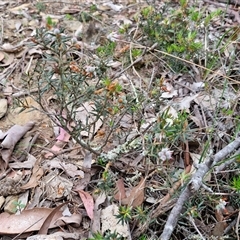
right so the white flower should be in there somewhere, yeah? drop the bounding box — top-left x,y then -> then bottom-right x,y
107,32 -> 121,42
158,148 -> 173,161
216,199 -> 227,211
53,28 -> 60,35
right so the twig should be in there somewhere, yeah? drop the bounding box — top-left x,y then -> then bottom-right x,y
160,137 -> 240,240
223,217 -> 237,234
188,216 -> 206,240
37,145 -> 82,157
214,148 -> 240,173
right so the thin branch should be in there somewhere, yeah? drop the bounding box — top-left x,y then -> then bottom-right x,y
160,137 -> 240,240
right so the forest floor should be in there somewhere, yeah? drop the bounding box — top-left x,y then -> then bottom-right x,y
0,0 -> 240,239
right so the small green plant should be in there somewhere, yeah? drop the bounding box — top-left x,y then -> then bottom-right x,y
119,24 -> 130,34
97,168 -> 115,193
35,1 -> 46,13
79,11 -> 92,22
116,205 -> 132,225
45,16 -> 57,29
97,41 -> 117,58
146,109 -> 190,163
90,4 -> 97,12
13,200 -> 25,213
134,206 -> 148,224
90,230 -> 124,240
131,48 -> 142,59
231,176 -> 240,192
139,2 -> 222,71
29,27 -> 137,155
65,14 -> 74,20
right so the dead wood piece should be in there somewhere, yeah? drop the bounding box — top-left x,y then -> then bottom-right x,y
160,137 -> 240,240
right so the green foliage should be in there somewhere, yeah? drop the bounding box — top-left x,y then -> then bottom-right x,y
131,48 -> 142,59
35,1 -> 46,13
231,176 -> 240,192
45,16 -> 57,28
97,169 -> 115,193
116,205 -> 132,225
29,27 -> 137,155
139,2 -> 222,71
146,109 -> 190,161
65,14 -> 74,20
13,200 -> 25,213
79,11 -> 92,22
90,231 -> 124,240
97,41 -> 117,58
139,235 -> 148,240
119,24 -> 130,34
90,4 -> 98,12
134,206 -> 148,224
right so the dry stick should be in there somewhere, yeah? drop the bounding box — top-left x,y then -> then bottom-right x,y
37,145 -> 82,157
214,148 -> 240,173
160,137 -> 240,240
188,216 -> 206,240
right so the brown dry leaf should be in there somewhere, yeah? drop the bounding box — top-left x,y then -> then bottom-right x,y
74,152 -> 92,190
77,190 -> 94,220
0,98 -> 8,119
91,193 -> 106,234
0,122 -> 35,149
0,43 -> 24,53
0,53 -> 14,67
45,157 -> 84,178
9,154 -> 37,169
211,222 -> 227,237
38,202 -> 68,235
0,122 -> 35,170
20,161 -> 43,190
58,213 -> 82,228
28,47 -> 43,56
27,232 -> 81,240
0,207 -> 63,234
121,177 -> 145,207
0,51 -> 5,62
41,171 -> 73,200
114,178 -> 126,200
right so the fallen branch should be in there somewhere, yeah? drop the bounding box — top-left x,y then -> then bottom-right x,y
160,137 -> 240,240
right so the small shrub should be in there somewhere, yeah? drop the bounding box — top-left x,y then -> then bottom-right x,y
139,1 -> 222,71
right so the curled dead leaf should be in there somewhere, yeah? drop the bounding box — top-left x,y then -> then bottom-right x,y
121,178 -> 145,207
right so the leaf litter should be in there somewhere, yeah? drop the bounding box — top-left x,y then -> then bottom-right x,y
0,0 -> 240,239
